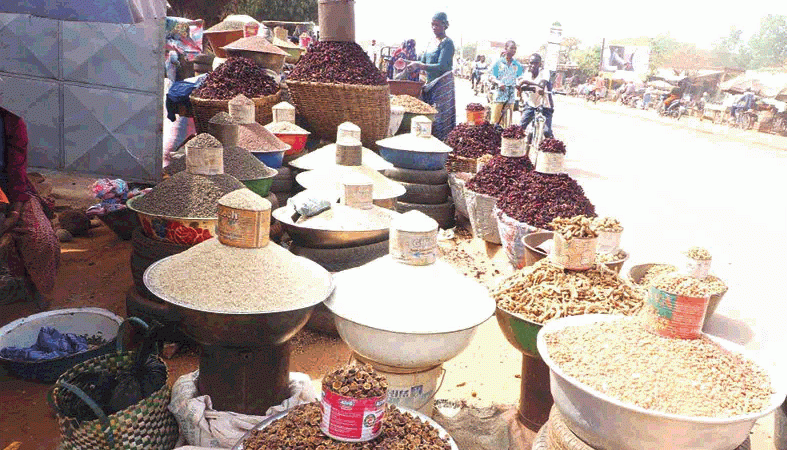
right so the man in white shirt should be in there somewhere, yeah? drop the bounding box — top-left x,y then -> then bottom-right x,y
517,53 -> 554,138
367,39 -> 380,67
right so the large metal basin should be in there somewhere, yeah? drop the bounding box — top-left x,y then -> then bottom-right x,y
271,204 -> 395,249
537,314 -> 787,450
495,306 -> 543,358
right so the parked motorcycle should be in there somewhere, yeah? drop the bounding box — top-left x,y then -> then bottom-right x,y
659,99 -> 685,120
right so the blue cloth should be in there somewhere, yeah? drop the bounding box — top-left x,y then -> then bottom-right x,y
491,58 -> 524,103
520,106 -> 554,139
166,78 -> 204,122
0,327 -> 89,362
422,71 -> 456,140
0,113 -> 6,194
420,37 -> 454,83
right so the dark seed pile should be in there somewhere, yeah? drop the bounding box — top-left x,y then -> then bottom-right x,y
465,155 -> 533,197
444,122 -> 502,158
288,41 -> 387,86
501,125 -> 526,139
242,403 -> 452,450
166,146 -> 274,180
193,57 -> 279,100
466,102 -> 485,112
323,364 -> 388,398
497,172 -> 596,229
132,171 -> 245,218
189,133 -> 221,148
205,21 -> 244,32
539,138 -> 566,154
209,112 -> 236,125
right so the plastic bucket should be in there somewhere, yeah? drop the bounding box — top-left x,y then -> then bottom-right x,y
495,208 -> 538,269
465,189 -> 500,244
466,109 -> 484,125
274,133 -> 309,155
251,150 -> 285,169
320,389 -> 386,442
550,233 -> 597,270
643,286 -> 709,339
318,0 -> 355,42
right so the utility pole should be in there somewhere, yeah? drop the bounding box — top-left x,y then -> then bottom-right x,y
599,38 -> 605,72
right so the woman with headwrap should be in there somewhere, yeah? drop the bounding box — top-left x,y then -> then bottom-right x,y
1,96 -> 60,309
388,39 -> 419,81
404,12 -> 456,140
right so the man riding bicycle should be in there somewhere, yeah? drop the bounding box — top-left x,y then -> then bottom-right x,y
517,53 -> 554,138
489,41 -> 524,127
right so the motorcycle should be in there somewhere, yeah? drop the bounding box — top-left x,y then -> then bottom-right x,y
659,99 -> 685,119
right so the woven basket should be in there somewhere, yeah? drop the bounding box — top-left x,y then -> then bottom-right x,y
285,80 -> 390,148
50,318 -> 179,450
190,90 -> 283,134
446,154 -> 478,174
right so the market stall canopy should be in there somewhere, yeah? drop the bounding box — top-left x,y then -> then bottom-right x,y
720,70 -> 787,97
0,0 -> 165,23
647,80 -> 675,91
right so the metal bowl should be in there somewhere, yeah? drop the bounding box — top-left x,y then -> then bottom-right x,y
271,205 -> 395,249
0,308 -> 123,382
223,48 -> 286,73
537,314 -> 787,450
522,231 -> 629,273
496,306 -> 543,358
231,405 -> 459,450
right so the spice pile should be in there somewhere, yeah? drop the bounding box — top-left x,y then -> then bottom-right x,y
209,112 -> 236,125
539,138 -> 566,154
131,171 -> 244,218
444,122 -> 502,158
166,145 -> 275,181
593,216 -> 623,233
651,272 -> 712,297
145,238 -> 332,313
466,103 -> 485,112
544,318 -> 774,417
323,365 -> 388,398
465,155 -> 533,197
596,249 -> 627,264
636,264 -> 727,296
205,21 -> 245,32
193,57 -> 279,100
190,133 -> 221,148
501,125 -> 525,139
219,188 -> 269,210
493,259 -> 644,324
223,36 -> 287,55
241,402 -> 452,449
265,121 -> 308,134
497,172 -> 596,229
686,246 -> 712,260
289,41 -> 387,86
550,215 -> 598,240
238,123 -> 290,152
391,95 -> 438,114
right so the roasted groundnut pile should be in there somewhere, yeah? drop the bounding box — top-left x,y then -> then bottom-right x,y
651,272 -> 712,297
550,215 -> 598,240
592,216 -> 623,233
545,318 -> 774,417
637,264 -> 727,295
685,246 -> 712,260
493,259 -> 644,324
323,365 -> 388,398
242,402 -> 452,449
391,95 -> 438,114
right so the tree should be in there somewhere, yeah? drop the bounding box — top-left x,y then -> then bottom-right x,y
711,27 -> 751,69
462,42 -> 478,61
748,14 -> 787,68
168,0 -> 317,28
560,36 -> 581,65
574,45 -> 601,78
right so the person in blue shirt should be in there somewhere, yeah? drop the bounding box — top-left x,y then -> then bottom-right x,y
489,41 -> 524,127
404,12 -> 456,139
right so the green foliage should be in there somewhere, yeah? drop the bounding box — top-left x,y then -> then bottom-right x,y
574,45 -> 601,77
462,42 -> 478,60
711,27 -> 752,69
224,0 -> 318,22
747,14 -> 787,68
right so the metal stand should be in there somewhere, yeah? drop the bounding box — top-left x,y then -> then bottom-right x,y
518,353 -> 553,431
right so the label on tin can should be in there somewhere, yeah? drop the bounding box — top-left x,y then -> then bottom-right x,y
320,389 -> 385,442
535,151 -> 564,174
644,286 -> 709,339
550,233 -> 597,270
500,137 -> 526,157
186,145 -> 224,175
217,205 -> 270,248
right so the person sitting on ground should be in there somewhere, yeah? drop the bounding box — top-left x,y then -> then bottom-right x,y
489,41 -> 524,127
517,53 -> 555,138
1,85 -> 60,310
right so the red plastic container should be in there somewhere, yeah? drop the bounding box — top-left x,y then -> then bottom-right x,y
204,29 -> 244,58
275,133 -> 309,155
320,388 -> 386,442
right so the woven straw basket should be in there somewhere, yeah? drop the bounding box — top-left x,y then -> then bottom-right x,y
50,318 -> 179,450
285,80 -> 390,148
190,90 -> 283,134
446,154 -> 478,174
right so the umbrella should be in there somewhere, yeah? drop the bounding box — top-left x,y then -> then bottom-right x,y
720,75 -> 767,96
720,71 -> 787,98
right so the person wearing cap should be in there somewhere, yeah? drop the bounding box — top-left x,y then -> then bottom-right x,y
0,87 -> 60,309
403,12 -> 456,140
517,53 -> 555,138
489,41 -> 524,127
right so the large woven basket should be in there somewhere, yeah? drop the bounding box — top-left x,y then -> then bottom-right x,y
190,90 -> 283,134
446,154 -> 478,174
285,80 -> 390,148
50,318 -> 179,450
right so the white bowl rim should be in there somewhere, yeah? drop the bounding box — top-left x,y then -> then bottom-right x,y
536,313 -> 787,425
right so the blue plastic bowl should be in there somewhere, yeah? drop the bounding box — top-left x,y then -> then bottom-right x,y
379,146 -> 448,171
251,150 -> 286,169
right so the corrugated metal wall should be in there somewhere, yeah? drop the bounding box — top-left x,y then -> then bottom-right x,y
0,13 -> 164,182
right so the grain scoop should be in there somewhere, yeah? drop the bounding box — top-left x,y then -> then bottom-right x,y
144,189 -> 334,414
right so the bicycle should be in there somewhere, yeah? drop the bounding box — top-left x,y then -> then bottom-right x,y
524,106 -> 547,164
733,109 -> 758,130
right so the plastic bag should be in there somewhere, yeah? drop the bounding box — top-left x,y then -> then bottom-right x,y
288,191 -> 333,219
169,371 -> 317,448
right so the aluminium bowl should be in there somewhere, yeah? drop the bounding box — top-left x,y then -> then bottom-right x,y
537,314 -> 786,450
271,205 -> 395,249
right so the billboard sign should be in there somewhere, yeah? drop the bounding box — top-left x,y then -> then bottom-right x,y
603,45 -> 650,73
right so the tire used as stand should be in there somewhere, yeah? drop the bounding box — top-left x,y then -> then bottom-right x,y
384,167 -> 448,185
397,181 -> 450,205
